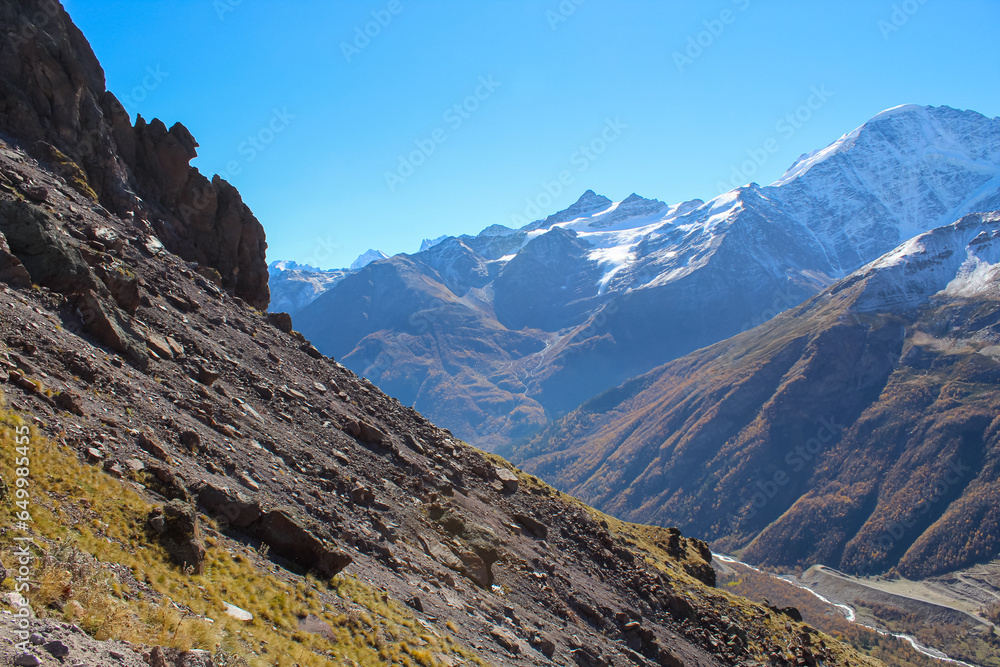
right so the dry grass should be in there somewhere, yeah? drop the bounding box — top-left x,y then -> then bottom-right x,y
0,399 -> 489,666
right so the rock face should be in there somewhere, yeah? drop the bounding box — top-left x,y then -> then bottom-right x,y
0,0 -> 268,309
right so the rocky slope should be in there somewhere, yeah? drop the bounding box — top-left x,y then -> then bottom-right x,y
508,212 -> 1000,580
289,105 -> 1000,450
0,2 -> 885,666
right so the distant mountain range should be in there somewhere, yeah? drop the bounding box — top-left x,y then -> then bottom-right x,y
275,105 -> 1000,453
505,211 -> 1000,578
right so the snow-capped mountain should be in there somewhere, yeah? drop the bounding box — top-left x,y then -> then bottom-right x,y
267,262 -> 351,315
350,248 -> 389,270
419,235 -> 449,252
511,211 -> 1000,579
290,105 -> 1000,449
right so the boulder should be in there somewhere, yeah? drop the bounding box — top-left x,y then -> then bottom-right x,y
257,507 -> 352,578
489,626 -> 520,654
513,513 -> 548,539
0,230 -> 30,287
149,500 -> 205,574
192,480 -> 260,528
495,466 -> 519,492
267,311 -> 294,333
55,390 -> 84,416
137,431 -> 172,462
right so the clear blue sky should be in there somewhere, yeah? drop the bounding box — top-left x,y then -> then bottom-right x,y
64,0 -> 1000,269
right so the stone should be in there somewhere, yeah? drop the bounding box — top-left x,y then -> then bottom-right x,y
55,390 -> 85,415
257,507 -> 352,578
298,614 -> 336,639
150,500 -> 206,574
495,466 -> 519,492
179,430 -> 201,450
145,333 -> 174,359
267,311 -> 294,333
406,596 -> 424,612
350,483 -> 374,505
224,602 -> 253,622
95,263 -> 141,314
19,184 -> 48,202
195,365 -> 220,386
452,548 -> 491,589
77,288 -> 149,369
513,513 -> 548,539
125,458 -> 145,472
300,342 -> 323,359
13,654 -> 40,666
0,230 -> 31,287
137,431 -> 172,462
42,640 -> 69,658
238,473 -> 260,492
532,634 -> 556,658
344,419 -> 386,445
441,514 -> 466,535
489,626 -> 520,654
193,480 -> 260,528
86,447 -> 104,462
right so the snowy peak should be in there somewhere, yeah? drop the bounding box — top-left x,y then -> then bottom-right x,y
350,249 -> 389,270
772,104 -> 1000,191
529,190 -> 614,230
854,211 -> 1000,311
269,259 -> 323,273
419,235 -> 450,252
587,194 -> 667,229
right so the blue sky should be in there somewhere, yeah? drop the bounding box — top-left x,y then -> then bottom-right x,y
64,0 -> 1000,269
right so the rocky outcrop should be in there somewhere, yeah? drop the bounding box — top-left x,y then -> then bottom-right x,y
148,500 -> 206,574
0,0 -> 269,308
192,480 -> 261,528
257,507 -> 352,578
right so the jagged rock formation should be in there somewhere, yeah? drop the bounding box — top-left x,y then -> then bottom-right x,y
513,212 -> 1000,579
0,0 -> 268,308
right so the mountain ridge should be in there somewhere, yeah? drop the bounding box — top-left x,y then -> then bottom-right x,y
507,210 -> 1000,579
285,103 -> 1000,450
